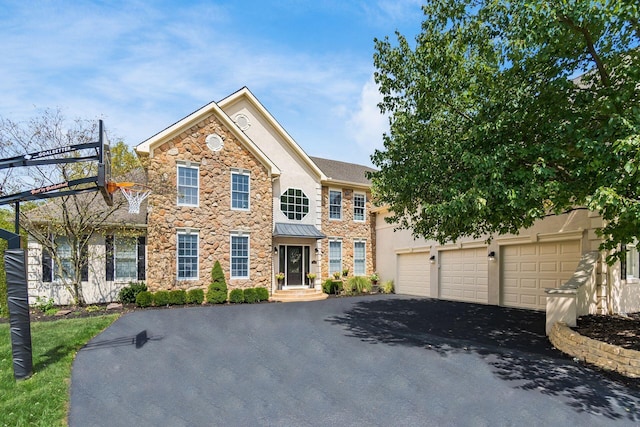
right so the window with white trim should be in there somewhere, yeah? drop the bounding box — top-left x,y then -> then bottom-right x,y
55,236 -> 74,280
329,239 -> 342,276
354,193 -> 366,222
177,164 -> 199,206
231,170 -> 250,210
231,234 -> 249,279
354,240 -> 366,276
624,241 -> 639,281
115,236 -> 137,280
329,189 -> 342,220
177,231 -> 199,280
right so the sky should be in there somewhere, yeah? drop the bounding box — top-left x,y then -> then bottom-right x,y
0,0 -> 424,167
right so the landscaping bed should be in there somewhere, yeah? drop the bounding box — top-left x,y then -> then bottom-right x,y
573,312 -> 640,352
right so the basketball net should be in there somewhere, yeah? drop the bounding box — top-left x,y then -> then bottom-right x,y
107,182 -> 151,214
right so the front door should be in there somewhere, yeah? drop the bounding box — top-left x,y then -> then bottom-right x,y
287,246 -> 304,286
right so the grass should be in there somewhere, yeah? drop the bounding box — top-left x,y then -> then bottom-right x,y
0,315 -> 118,427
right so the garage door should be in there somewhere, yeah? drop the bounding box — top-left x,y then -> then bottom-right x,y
439,248 -> 488,303
396,252 -> 430,297
501,240 -> 581,310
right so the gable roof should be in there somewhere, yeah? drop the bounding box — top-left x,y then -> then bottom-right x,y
135,94 -> 280,177
218,87 -> 326,180
309,156 -> 376,189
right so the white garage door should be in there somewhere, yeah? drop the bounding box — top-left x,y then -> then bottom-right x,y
396,252 -> 430,297
501,240 -> 581,310
439,248 -> 488,303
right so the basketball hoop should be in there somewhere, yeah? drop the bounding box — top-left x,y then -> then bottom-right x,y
107,182 -> 151,214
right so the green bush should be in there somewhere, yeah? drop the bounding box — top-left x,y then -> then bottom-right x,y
243,288 -> 259,304
348,276 -> 372,294
207,261 -> 228,304
229,288 -> 244,303
153,290 -> 170,306
322,279 -> 343,295
206,282 -> 227,304
255,287 -> 269,302
118,282 -> 147,304
211,260 -> 226,283
381,280 -> 395,294
136,291 -> 153,307
186,288 -> 204,304
168,289 -> 186,305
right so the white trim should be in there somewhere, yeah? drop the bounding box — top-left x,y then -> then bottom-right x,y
353,192 -> 366,222
176,230 -> 199,281
329,188 -> 342,221
328,238 -> 343,277
230,233 -> 250,279
230,170 -> 251,211
353,239 -> 366,276
177,164 -> 199,207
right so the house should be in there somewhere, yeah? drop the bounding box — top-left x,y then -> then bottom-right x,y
133,87 -> 376,296
26,191 -> 147,305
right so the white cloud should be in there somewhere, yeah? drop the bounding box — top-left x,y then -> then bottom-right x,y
346,76 -> 388,155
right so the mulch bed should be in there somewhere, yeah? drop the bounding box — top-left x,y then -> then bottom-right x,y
573,312 -> 640,352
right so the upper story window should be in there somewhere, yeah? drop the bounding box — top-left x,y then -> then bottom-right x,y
177,164 -> 199,206
280,188 -> 309,220
329,189 -> 342,220
354,193 -> 366,222
231,170 -> 250,210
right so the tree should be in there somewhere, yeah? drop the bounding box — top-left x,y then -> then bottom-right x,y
370,0 -> 640,259
0,109 -> 140,305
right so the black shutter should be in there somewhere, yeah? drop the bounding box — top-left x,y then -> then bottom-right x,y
81,240 -> 89,282
105,235 -> 114,281
621,244 -> 627,281
137,236 -> 146,281
42,247 -> 52,283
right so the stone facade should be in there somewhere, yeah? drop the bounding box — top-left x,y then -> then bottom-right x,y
145,113 -> 273,292
320,186 -> 375,280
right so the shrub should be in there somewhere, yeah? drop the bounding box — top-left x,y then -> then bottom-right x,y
153,290 -> 170,306
186,288 -> 204,305
255,287 -> 269,302
168,289 -> 186,305
229,288 -> 244,303
381,280 -> 395,294
211,260 -> 226,284
207,282 -> 227,304
34,296 -> 55,313
136,291 -> 153,307
322,279 -> 342,295
342,278 -> 355,295
348,276 -> 372,294
243,288 -> 259,304
118,282 -> 147,304
207,261 -> 228,304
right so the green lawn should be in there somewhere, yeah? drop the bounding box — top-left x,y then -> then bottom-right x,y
0,315 -> 118,427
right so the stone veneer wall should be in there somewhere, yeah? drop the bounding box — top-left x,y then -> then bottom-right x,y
320,187 -> 375,280
549,322 -> 640,378
145,113 -> 272,292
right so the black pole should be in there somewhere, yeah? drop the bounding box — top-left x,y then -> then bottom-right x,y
14,202 -> 19,234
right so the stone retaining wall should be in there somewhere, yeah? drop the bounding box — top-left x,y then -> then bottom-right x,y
549,322 -> 640,378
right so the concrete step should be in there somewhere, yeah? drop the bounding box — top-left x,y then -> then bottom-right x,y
270,289 -> 328,303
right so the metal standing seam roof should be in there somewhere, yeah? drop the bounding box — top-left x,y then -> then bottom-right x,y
273,222 -> 326,239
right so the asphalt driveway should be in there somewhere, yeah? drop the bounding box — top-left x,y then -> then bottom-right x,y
69,295 -> 640,426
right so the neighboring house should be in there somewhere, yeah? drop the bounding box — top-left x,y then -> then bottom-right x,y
26,193 -> 147,305
135,87 -> 376,294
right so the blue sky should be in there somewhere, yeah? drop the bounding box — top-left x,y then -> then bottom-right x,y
0,0 -> 423,167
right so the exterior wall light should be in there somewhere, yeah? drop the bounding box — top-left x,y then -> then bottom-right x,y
273,247 -> 278,254
429,255 -> 436,264
488,251 -> 496,261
